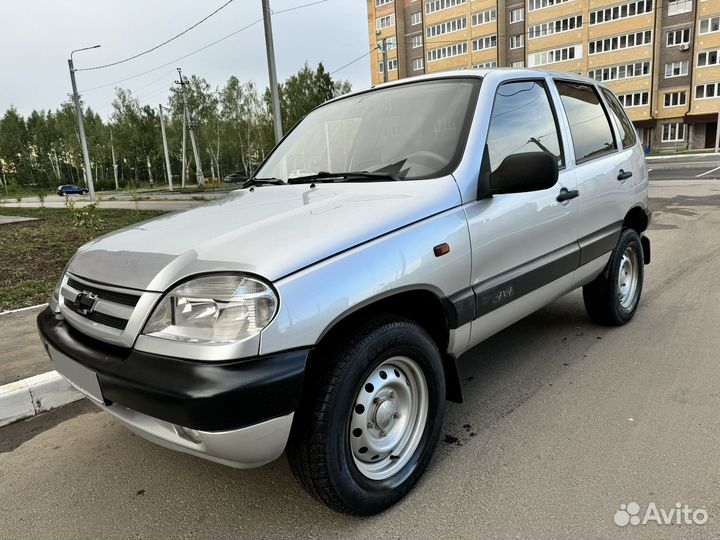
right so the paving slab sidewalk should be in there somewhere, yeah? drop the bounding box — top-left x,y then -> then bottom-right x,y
0,215 -> 38,225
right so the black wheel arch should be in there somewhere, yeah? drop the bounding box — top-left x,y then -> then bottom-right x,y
309,287 -> 463,404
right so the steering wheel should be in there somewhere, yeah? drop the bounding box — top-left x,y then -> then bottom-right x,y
404,150 -> 447,170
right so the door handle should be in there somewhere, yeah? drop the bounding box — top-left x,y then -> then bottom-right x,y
617,169 -> 633,181
556,188 -> 579,202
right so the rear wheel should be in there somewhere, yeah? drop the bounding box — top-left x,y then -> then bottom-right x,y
287,317 -> 445,515
583,228 -> 644,326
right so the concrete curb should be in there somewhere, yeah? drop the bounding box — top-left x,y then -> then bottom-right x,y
0,303 -> 48,316
0,371 -> 82,428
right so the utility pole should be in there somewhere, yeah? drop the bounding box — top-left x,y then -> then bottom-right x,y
262,0 -> 283,143
181,104 -> 187,187
110,131 -> 119,190
68,45 -> 100,201
158,104 -> 173,190
380,39 -> 388,83
176,68 -> 204,185
715,109 -> 720,153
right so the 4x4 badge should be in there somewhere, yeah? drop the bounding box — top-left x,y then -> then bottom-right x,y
73,291 -> 99,315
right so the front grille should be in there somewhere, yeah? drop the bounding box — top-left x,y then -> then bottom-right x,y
67,277 -> 140,307
64,298 -> 128,330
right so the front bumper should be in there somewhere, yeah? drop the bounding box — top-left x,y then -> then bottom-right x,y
37,308 -> 309,468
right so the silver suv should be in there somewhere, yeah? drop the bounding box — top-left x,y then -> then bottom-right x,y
38,70 -> 651,515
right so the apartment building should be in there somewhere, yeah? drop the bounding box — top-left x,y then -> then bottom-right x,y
366,0 -> 720,150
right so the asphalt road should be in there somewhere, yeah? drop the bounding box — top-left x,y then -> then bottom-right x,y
647,153 -> 720,181
1,175 -> 720,538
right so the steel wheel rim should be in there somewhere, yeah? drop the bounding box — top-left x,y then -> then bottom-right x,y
349,356 -> 429,481
617,245 -> 640,310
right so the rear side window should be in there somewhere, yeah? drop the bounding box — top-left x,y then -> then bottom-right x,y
600,87 -> 638,149
555,81 -> 617,163
485,80 -> 564,174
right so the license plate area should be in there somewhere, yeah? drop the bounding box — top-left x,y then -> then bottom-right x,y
48,344 -> 105,404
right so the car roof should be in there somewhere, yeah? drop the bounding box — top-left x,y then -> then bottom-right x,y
325,68 -> 606,106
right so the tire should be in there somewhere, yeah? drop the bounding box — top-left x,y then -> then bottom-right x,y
583,228 -> 644,326
287,316 -> 446,515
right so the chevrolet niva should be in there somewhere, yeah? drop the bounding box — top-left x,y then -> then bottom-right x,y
38,69 -> 651,515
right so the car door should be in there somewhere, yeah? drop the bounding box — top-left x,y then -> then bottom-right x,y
553,80 -> 634,271
463,77 -> 580,348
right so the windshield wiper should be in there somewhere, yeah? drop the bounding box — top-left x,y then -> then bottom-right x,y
287,170 -> 402,184
241,177 -> 285,189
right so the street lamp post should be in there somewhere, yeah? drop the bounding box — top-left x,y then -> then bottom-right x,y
262,0 -> 283,144
68,45 -> 100,202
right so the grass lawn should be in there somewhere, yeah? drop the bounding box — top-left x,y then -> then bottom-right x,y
0,208 -> 165,311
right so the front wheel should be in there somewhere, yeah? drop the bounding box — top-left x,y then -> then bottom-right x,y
287,317 -> 445,515
583,228 -> 644,326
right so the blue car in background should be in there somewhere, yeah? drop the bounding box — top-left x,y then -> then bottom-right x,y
57,184 -> 89,196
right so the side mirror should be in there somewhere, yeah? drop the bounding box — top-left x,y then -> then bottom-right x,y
480,151 -> 559,197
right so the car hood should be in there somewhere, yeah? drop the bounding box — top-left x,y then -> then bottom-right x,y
68,178 -> 462,291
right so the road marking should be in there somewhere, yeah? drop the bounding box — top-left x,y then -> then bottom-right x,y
696,166 -> 720,178
647,169 -> 652,172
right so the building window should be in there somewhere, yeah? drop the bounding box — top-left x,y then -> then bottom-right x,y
589,0 -> 652,25
427,42 -> 468,62
412,57 -> 424,70
588,60 -> 650,81
664,92 -> 687,107
509,8 -> 524,22
511,60 -> 525,67
667,28 -> 691,46
588,30 -> 652,54
376,14 -> 395,31
700,16 -> 720,34
528,0 -> 571,12
472,35 -> 497,51
617,91 -> 650,107
473,61 -> 497,68
379,58 -> 398,73
411,35 -> 423,48
427,16 -> 467,37
376,0 -> 393,5
661,123 -> 686,142
667,0 -> 692,15
425,0 -> 467,15
528,44 -> 582,66
410,11 -> 422,25
385,36 -> 397,50
509,35 -> 525,49
695,82 -> 720,99
528,14 -> 582,39
664,60 -> 689,77
472,8 -> 496,26
698,49 -> 720,67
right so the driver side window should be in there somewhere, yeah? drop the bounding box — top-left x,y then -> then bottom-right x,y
486,80 -> 564,173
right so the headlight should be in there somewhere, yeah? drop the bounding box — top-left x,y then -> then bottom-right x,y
142,274 -> 278,344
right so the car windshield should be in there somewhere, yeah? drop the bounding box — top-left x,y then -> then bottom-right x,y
253,78 -> 480,183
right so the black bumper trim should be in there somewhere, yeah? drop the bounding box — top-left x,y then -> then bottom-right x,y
37,308 -> 308,432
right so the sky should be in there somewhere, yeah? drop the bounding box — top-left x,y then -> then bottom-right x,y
0,0 -> 372,120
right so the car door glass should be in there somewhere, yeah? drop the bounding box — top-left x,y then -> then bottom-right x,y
555,81 -> 617,163
486,80 -> 564,174
600,87 -> 638,149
